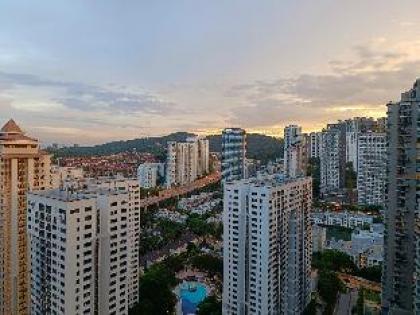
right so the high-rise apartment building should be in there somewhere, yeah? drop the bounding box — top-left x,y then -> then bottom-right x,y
137,162 -> 164,188
165,137 -> 209,187
283,125 -> 308,179
357,132 -> 387,206
51,166 -> 84,188
222,175 -> 312,314
382,79 -> 420,314
27,177 -> 140,315
283,125 -> 302,152
0,119 -> 54,315
320,123 -> 346,196
346,129 -> 358,170
376,117 -> 387,133
345,117 -> 378,171
283,125 -> 301,176
221,128 -> 246,182
196,137 -> 210,176
307,132 -> 322,159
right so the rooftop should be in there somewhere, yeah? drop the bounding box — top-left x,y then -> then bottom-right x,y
29,189 -> 97,202
225,174 -> 311,189
1,119 -> 23,133
0,119 -> 37,142
29,185 -> 130,202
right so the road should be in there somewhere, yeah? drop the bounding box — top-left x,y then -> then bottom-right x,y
141,172 -> 221,207
338,273 -> 381,293
335,289 -> 358,315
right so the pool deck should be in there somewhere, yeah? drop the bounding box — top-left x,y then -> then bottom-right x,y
175,281 -> 210,315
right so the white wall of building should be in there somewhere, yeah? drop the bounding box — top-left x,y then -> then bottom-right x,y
223,176 -> 312,315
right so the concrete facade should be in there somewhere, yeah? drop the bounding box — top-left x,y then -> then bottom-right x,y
382,79 -> 420,314
27,178 -> 140,315
221,128 -> 246,182
0,119 -> 54,315
223,175 -> 312,315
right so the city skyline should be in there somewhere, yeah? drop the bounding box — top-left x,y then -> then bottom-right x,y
1,1 -> 420,144
1,2 -> 419,313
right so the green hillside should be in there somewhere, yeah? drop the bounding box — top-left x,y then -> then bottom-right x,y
53,132 -> 283,162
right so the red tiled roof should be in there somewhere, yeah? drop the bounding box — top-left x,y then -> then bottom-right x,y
0,134 -> 37,141
1,119 -> 23,133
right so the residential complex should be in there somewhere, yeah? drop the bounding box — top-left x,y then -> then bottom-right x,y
344,117 -> 378,169
316,117 -> 388,203
357,132 -> 387,206
27,177 -> 140,315
51,166 -> 84,188
382,79 -> 420,314
326,228 -> 384,268
57,152 -> 157,178
137,162 -> 164,188
221,128 -> 246,182
312,211 -> 374,229
223,175 -> 312,315
166,137 -> 209,187
0,119 -> 54,315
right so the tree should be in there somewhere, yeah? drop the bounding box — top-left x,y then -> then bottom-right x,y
302,298 -> 318,315
355,288 -> 365,315
186,242 -> 200,256
163,254 -> 188,273
54,132 -> 284,163
186,215 -> 210,236
361,222 -> 370,231
356,265 -> 382,283
197,296 -> 222,315
186,214 -> 221,238
190,254 -> 223,277
133,265 -> 177,315
312,250 -> 357,273
373,216 -> 383,224
318,271 -> 344,315
326,225 -> 353,242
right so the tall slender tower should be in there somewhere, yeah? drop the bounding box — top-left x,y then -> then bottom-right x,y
320,123 -> 346,196
0,119 -> 53,315
356,132 -> 387,206
382,79 -> 420,314
221,128 -> 246,182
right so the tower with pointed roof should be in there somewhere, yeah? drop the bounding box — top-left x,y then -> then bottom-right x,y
0,119 -> 53,315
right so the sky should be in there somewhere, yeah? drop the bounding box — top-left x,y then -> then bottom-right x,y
1,0 -> 420,145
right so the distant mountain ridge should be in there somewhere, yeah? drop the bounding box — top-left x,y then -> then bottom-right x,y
53,132 -> 283,162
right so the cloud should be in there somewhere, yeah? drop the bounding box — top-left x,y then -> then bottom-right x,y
0,71 -> 196,143
2,36 -> 420,143
0,71 -> 176,115
226,40 -> 420,131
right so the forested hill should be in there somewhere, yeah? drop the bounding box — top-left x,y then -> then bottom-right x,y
206,134 -> 283,162
53,132 -> 283,162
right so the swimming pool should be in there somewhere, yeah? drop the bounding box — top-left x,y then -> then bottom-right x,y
179,281 -> 208,315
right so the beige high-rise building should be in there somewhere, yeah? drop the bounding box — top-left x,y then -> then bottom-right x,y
27,177 -> 140,315
0,119 -> 53,315
165,137 -> 209,187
